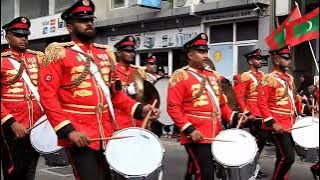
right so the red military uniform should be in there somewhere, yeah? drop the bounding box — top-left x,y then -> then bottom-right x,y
167,66 -> 238,144
1,49 -> 43,128
236,70 -> 265,117
258,70 -> 308,130
38,41 -> 142,150
115,63 -> 145,128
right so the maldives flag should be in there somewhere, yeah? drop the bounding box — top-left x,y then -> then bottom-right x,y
286,7 -> 319,47
265,7 -> 301,49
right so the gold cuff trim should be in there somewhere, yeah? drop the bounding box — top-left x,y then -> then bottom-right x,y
54,120 -> 71,132
1,114 -> 13,125
181,122 -> 192,132
263,116 -> 274,123
131,102 -> 141,118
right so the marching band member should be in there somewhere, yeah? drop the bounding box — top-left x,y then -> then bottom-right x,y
235,49 -> 268,178
167,33 -> 247,180
114,35 -> 146,128
144,55 -> 160,84
1,17 -> 43,180
38,1 -> 159,179
257,46 -> 312,180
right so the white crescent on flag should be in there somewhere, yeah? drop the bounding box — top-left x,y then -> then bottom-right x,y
306,21 -> 313,32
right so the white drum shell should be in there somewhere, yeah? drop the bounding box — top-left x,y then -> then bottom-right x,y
211,129 -> 258,167
105,127 -> 165,177
292,116 -> 319,149
30,117 -> 62,154
154,77 -> 174,125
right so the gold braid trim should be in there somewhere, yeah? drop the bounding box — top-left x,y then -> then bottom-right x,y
240,72 -> 251,82
61,48 -> 91,89
2,61 -> 26,86
43,42 -> 75,66
169,69 -> 189,87
1,51 -> 12,57
131,65 -> 146,79
262,73 -> 278,88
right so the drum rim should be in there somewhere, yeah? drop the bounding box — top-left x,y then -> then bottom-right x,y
105,127 -> 165,177
30,119 -> 63,154
291,117 -> 319,148
211,129 -> 258,167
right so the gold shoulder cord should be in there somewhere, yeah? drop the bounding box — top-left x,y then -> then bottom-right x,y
2,60 -> 26,86
61,48 -> 91,89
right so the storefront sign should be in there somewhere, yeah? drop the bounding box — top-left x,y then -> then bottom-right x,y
203,9 -> 258,23
1,13 -> 68,44
108,26 -> 200,50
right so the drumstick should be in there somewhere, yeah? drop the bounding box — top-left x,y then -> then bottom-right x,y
203,138 -> 234,142
27,116 -> 47,132
236,112 -> 247,129
141,99 -> 158,129
89,136 -> 134,142
272,124 -> 312,134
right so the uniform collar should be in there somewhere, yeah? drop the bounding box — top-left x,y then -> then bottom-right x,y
187,66 -> 205,74
73,40 -> 91,52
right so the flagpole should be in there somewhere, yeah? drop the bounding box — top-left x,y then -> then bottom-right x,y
308,41 -> 319,73
295,1 -> 319,73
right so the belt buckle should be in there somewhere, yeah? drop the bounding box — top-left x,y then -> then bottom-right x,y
24,94 -> 31,101
96,103 -> 104,113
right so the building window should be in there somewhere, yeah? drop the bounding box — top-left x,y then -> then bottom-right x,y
20,0 -> 49,19
55,0 -> 77,13
236,21 -> 258,41
111,0 -> 128,9
209,24 -> 233,43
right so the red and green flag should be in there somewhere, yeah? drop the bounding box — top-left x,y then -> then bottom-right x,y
265,7 -> 301,49
286,7 -> 319,47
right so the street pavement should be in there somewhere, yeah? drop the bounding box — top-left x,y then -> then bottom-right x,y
2,137 -> 315,180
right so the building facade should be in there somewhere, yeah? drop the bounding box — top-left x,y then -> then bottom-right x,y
1,0 -> 319,79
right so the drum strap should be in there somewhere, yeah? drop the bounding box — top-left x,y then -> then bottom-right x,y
187,70 -> 221,114
70,44 -> 116,125
8,57 -> 44,112
248,73 -> 258,85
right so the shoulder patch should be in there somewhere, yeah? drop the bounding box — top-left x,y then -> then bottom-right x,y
169,69 -> 188,87
261,73 -> 277,88
240,72 -> 251,82
43,42 -> 74,66
92,43 -> 109,49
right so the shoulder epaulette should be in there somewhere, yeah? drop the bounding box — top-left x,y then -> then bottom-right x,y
93,43 -> 116,65
261,73 -> 278,88
1,51 -> 12,57
43,42 -> 74,66
130,64 -> 146,78
240,72 -> 251,82
92,43 -> 109,49
27,49 -> 45,64
169,68 -> 189,87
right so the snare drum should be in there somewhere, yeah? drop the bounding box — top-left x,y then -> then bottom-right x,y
211,129 -> 258,167
30,116 -> 62,154
292,116 -> 319,149
105,127 -> 165,178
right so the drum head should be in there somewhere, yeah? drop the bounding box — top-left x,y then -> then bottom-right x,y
154,77 -> 174,125
292,116 -> 319,148
211,129 -> 258,167
105,128 -> 164,177
30,117 -> 62,154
